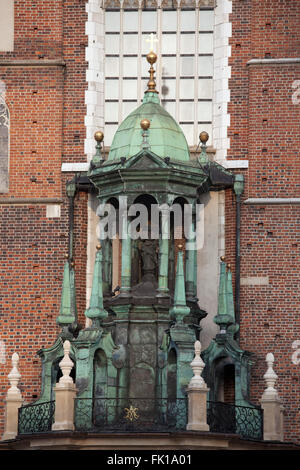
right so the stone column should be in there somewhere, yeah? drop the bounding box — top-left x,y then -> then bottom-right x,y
185,215 -> 196,300
260,353 -> 284,441
2,353 -> 24,441
120,208 -> 131,296
186,341 -> 209,431
52,341 -> 77,431
157,207 -> 170,298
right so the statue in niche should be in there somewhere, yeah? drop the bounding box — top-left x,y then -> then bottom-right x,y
140,239 -> 158,282
131,238 -> 158,298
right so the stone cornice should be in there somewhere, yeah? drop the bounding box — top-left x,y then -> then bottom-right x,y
247,58 -> 300,66
244,198 -> 300,205
0,59 -> 66,67
0,198 -> 62,204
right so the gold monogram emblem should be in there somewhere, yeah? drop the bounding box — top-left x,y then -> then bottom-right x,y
124,405 -> 139,422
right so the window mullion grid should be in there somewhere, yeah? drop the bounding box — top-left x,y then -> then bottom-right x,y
118,3 -> 124,124
137,1 -> 142,104
157,4 -> 162,98
176,4 -> 181,122
103,7 -> 106,131
194,3 -> 200,146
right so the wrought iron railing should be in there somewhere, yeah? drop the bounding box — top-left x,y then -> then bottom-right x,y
207,401 -> 263,440
17,397 -> 263,440
18,401 -> 55,435
75,397 -> 188,433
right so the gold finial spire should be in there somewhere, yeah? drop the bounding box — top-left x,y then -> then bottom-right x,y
145,33 -> 159,94
145,51 -> 158,94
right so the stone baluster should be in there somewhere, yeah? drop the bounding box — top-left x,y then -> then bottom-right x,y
2,353 -> 24,441
52,340 -> 77,431
186,340 -> 209,431
260,353 -> 284,441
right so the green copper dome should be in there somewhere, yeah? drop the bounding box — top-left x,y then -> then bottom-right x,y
108,92 -> 190,162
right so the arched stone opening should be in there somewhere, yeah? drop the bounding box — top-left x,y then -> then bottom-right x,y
167,348 -> 177,400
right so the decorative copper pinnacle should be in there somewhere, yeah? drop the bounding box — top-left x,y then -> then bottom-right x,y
199,131 -> 209,144
140,118 -> 150,130
94,131 -> 104,143
145,51 -> 158,94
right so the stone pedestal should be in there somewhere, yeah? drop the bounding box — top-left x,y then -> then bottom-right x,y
52,383 -> 77,431
261,396 -> 284,441
187,386 -> 210,431
2,393 -> 23,441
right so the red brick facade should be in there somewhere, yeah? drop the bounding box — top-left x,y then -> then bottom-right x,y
0,0 -> 88,432
0,0 -> 300,444
226,0 -> 300,442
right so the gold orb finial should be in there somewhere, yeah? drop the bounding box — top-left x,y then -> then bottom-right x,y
178,244 -> 183,251
65,253 -> 69,259
227,263 -> 231,270
199,131 -> 209,144
96,244 -> 102,250
140,119 -> 151,131
147,51 -> 157,65
220,256 -> 225,262
94,131 -> 104,143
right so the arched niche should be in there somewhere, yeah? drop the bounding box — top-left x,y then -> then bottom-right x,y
167,348 -> 177,400
93,349 -> 108,426
93,349 -> 108,399
209,356 -> 235,403
130,194 -> 159,287
101,197 -> 119,295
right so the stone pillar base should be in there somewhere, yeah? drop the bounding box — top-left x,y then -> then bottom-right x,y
187,386 -> 209,432
52,383 -> 77,431
261,395 -> 284,441
1,393 -> 23,441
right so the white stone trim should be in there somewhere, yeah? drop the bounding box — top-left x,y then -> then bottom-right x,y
218,159 -> 248,169
85,0 -> 105,163
247,58 -> 300,66
244,198 -> 300,205
0,0 -> 14,52
61,163 -> 89,172
241,277 -> 269,286
212,0 -> 232,161
46,205 -> 61,218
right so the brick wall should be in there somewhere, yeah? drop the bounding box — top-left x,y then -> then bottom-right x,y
0,0 -> 88,433
227,0 -> 300,442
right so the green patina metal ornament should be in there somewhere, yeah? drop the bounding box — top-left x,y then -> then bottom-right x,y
90,131 -> 105,169
84,244 -> 108,326
169,248 -> 190,324
56,256 -> 77,332
234,174 -> 245,198
33,51 -> 242,433
202,257 -> 255,408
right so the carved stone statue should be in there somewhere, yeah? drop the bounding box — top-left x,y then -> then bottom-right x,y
131,239 -> 158,299
140,239 -> 158,282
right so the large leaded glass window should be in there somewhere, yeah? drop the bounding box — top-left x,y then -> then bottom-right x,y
104,3 -> 214,147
